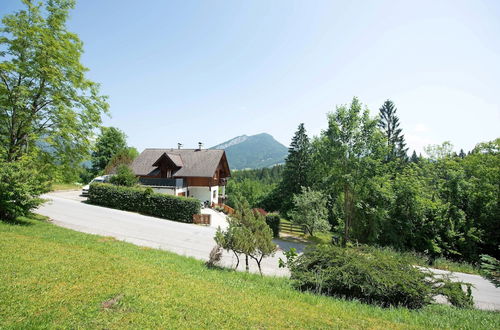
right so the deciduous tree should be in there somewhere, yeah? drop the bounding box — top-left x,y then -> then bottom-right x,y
0,0 -> 108,163
289,187 -> 330,236
91,127 -> 127,174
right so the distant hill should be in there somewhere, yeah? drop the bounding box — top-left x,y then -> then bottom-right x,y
211,133 -> 288,170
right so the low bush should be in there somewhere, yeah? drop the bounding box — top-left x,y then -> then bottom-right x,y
436,281 -> 474,308
265,213 -> 280,238
88,183 -> 200,222
480,254 -> 500,287
289,245 -> 475,309
0,161 -> 50,221
108,164 -> 138,187
290,245 -> 433,309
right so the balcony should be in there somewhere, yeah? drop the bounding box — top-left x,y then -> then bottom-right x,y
138,177 -> 185,188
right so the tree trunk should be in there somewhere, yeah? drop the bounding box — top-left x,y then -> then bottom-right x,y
250,255 -> 264,276
245,255 -> 249,272
343,184 -> 351,245
233,251 -> 240,270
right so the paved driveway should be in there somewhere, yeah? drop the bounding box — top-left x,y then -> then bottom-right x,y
38,191 -> 300,277
38,191 -> 499,310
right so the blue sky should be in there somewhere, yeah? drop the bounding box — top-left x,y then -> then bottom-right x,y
2,0 -> 499,153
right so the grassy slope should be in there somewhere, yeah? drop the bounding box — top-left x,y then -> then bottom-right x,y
1,217 -> 498,329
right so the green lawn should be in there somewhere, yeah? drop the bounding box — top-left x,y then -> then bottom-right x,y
1,216 -> 498,329
50,182 -> 82,191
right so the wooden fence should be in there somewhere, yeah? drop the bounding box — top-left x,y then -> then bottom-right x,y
193,214 -> 211,225
212,203 -> 235,215
280,221 -> 306,235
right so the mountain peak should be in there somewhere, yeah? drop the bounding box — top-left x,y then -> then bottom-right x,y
211,133 -> 287,169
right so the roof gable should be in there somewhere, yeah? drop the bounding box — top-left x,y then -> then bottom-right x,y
152,153 -> 183,168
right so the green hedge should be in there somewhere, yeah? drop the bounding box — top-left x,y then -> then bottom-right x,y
88,183 -> 200,223
265,213 -> 280,238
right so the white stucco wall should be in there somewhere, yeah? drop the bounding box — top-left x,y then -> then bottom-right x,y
189,186 -> 219,204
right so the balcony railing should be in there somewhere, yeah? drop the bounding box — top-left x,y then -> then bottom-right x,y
139,177 -> 185,188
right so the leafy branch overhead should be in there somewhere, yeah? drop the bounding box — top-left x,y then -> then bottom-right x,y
0,0 -> 108,163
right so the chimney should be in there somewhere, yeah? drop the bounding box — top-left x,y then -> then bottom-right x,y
198,142 -> 203,150
178,143 -> 182,150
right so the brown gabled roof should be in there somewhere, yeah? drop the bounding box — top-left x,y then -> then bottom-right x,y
130,148 -> 228,178
152,153 -> 183,168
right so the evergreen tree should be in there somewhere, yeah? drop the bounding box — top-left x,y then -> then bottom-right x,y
277,123 -> 312,215
378,100 -> 408,162
459,149 -> 466,159
410,150 -> 419,163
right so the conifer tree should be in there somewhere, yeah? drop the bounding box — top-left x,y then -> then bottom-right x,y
378,100 -> 408,162
410,150 -> 419,163
278,123 -> 311,215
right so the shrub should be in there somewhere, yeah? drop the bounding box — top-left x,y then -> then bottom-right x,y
436,281 -> 474,308
480,254 -> 500,287
289,244 -> 434,309
206,245 -> 223,268
0,161 -> 50,221
88,183 -> 200,222
109,164 -> 138,187
265,213 -> 280,238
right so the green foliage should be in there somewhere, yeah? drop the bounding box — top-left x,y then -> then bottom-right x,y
91,127 -> 127,174
278,247 -> 298,268
289,245 -> 434,309
312,97 -> 387,244
215,201 -> 276,274
435,280 -> 474,309
104,147 -> 139,174
275,123 -> 312,215
0,160 -> 50,220
265,213 -> 280,238
108,165 -> 138,187
0,0 -> 108,164
230,165 -> 283,185
378,100 -> 408,162
225,178 -> 274,209
480,254 -> 500,287
88,183 -> 200,223
289,187 -> 330,236
262,96 -> 498,265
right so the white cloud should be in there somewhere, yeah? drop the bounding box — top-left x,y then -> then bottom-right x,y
413,123 -> 429,133
405,133 -> 435,154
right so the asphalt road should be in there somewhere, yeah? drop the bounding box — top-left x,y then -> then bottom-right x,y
38,190 -> 500,311
38,191 -> 302,277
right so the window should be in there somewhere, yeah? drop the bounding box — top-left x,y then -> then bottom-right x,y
213,190 -> 217,199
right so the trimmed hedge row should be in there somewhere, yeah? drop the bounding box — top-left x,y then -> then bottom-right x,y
88,183 -> 200,223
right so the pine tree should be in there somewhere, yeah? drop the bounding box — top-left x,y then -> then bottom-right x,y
410,150 -> 419,163
378,100 -> 408,162
278,123 -> 311,215
459,149 -> 466,159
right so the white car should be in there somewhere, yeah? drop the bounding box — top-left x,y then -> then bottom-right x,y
81,175 -> 112,196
